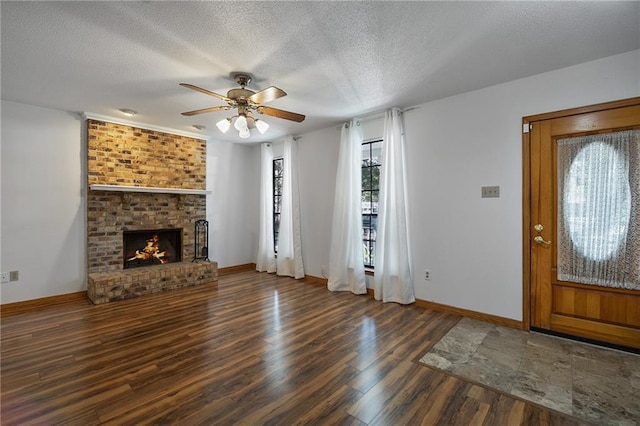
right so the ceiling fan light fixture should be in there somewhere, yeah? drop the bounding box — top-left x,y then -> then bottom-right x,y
234,115 -> 247,131
255,119 -> 269,134
239,128 -> 251,139
216,118 -> 231,133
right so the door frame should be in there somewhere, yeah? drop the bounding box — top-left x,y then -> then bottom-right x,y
521,96 -> 640,332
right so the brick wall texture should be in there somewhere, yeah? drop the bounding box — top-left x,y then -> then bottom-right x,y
88,261 -> 218,304
87,119 -> 206,190
86,120 -> 207,275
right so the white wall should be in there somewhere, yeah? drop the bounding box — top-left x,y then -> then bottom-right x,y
206,140 -> 260,268
1,101 -> 85,303
295,50 -> 640,321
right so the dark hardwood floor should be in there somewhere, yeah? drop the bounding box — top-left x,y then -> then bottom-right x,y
1,271 -> 586,425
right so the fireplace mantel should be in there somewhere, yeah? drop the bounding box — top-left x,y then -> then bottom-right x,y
89,184 -> 209,195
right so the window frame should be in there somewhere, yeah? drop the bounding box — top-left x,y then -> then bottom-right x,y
362,139 -> 382,269
273,157 -> 284,254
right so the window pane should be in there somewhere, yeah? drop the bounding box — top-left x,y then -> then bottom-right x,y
362,215 -> 371,228
362,144 -> 371,167
274,159 -> 283,177
371,141 -> 382,165
274,214 -> 280,252
362,190 -> 372,204
369,241 -> 376,267
364,240 -> 376,268
371,166 -> 379,192
362,167 -> 372,190
362,216 -> 376,242
370,216 -> 377,240
274,195 -> 282,214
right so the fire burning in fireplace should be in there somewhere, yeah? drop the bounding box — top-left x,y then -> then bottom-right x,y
123,228 -> 182,269
127,234 -> 168,264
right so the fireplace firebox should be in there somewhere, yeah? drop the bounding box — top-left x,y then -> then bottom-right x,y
123,228 -> 182,269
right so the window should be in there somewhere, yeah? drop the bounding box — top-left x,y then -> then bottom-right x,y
362,140 -> 382,268
557,129 -> 639,290
563,141 -> 630,261
273,158 -> 284,253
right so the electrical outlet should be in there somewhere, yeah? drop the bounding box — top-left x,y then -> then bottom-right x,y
9,271 -> 19,281
1,272 -> 9,283
424,269 -> 431,280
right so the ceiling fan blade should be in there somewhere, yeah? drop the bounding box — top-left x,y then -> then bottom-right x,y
181,105 -> 231,116
180,83 -> 231,103
257,106 -> 305,122
249,86 -> 287,104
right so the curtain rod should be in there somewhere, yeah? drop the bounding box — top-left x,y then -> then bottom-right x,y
339,106 -> 420,129
264,136 -> 302,146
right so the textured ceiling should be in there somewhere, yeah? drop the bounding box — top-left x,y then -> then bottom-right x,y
2,1 -> 639,143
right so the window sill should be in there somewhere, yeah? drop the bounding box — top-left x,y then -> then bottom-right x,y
365,268 -> 375,276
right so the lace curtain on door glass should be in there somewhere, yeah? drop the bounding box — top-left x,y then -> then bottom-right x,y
557,129 -> 639,290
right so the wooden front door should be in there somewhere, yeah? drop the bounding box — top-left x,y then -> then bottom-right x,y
525,98 -> 640,350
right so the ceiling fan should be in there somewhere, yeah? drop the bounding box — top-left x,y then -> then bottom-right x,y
180,73 -> 305,138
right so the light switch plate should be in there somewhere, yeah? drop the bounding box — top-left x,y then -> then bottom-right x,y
481,186 -> 500,198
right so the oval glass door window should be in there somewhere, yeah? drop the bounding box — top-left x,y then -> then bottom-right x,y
564,141 -> 631,261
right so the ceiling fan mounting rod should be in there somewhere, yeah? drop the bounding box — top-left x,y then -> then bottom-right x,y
234,73 -> 252,88
237,104 -> 249,116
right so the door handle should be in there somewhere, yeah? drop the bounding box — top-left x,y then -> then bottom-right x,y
533,224 -> 551,245
534,235 -> 552,245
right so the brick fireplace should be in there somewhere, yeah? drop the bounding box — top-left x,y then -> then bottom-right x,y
85,118 -> 217,304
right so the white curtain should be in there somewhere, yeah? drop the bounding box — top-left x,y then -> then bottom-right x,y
256,143 -> 276,273
276,136 -> 305,279
373,108 -> 415,304
328,120 -> 366,294
557,129 -> 639,290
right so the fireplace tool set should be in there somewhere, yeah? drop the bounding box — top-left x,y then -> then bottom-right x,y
193,219 -> 209,262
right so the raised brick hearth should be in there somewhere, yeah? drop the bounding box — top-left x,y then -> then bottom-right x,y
88,261 -> 217,304
85,119 -> 217,304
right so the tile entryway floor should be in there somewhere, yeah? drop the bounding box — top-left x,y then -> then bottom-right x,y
419,318 -> 640,425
